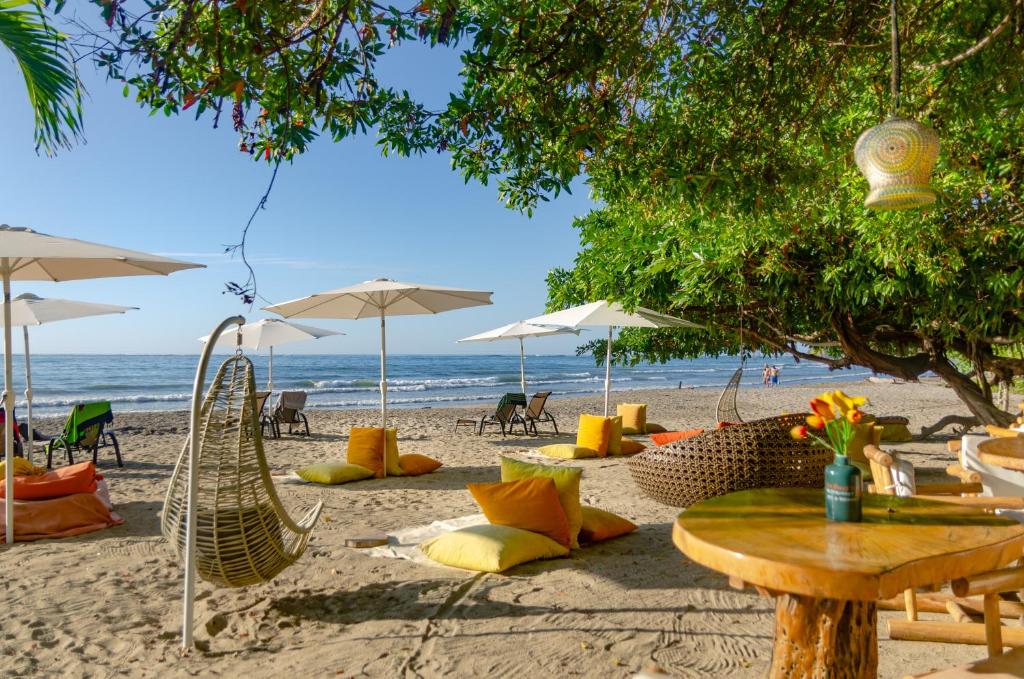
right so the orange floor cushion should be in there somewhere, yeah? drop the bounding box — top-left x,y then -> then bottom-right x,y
0,461 -> 99,500
0,479 -> 123,542
398,454 -> 442,476
650,429 -> 704,447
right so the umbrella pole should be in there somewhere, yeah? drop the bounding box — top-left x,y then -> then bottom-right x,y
604,326 -> 613,417
3,265 -> 13,545
23,327 -> 32,465
519,337 -> 527,396
379,310 -> 388,476
268,345 -> 274,391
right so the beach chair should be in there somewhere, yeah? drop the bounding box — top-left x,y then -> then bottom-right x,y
270,391 -> 309,437
46,401 -> 122,468
523,391 -> 558,434
476,393 -> 527,437
254,390 -> 274,439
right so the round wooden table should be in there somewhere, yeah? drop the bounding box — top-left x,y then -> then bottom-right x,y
673,488 -> 1024,678
978,436 -> 1024,471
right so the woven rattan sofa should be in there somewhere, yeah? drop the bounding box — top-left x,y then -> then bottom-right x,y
628,414 -> 832,507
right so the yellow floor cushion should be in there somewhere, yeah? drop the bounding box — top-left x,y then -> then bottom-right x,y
537,444 -> 600,459
644,422 -> 667,434
985,424 -> 1022,438
468,477 -> 571,547
296,462 -> 375,485
615,439 -> 646,455
420,524 -> 569,573
617,403 -> 647,435
384,428 -> 404,476
606,415 -> 624,455
879,423 -> 913,442
398,454 -> 442,476
500,456 -> 583,548
579,506 -> 637,544
347,427 -> 386,478
577,414 -> 611,456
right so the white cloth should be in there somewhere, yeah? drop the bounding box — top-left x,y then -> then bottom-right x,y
961,434 -> 1024,498
889,455 -> 917,497
364,514 -> 489,566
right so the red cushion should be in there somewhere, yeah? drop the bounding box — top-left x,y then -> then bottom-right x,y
0,461 -> 99,500
650,429 -> 704,446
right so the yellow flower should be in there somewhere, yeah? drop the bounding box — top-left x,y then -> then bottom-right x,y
819,390 -> 868,417
805,415 -> 827,430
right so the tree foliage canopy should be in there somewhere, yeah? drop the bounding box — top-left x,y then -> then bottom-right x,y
69,0 -> 1024,421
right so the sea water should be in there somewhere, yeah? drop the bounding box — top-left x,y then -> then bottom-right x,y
2,353 -> 870,417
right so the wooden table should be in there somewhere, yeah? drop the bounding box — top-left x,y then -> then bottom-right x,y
978,435 -> 1024,471
673,488 -> 1024,678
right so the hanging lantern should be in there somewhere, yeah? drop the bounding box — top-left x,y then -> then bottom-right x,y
854,0 -> 939,210
854,117 -> 939,210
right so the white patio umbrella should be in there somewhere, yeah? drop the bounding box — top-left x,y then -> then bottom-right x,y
0,224 -> 202,546
525,301 -> 700,416
0,293 -> 136,462
265,278 -> 492,437
457,321 -> 580,396
199,318 -> 343,390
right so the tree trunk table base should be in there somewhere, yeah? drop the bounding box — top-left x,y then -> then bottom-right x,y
770,593 -> 878,678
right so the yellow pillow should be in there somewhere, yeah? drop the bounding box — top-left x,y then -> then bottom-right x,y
420,524 -> 569,573
347,427 -> 386,478
468,477 -> 571,547
398,453 -> 442,476
644,422 -> 667,434
537,444 -> 599,460
577,414 -> 611,457
985,425 -> 1022,438
879,423 -> 913,443
500,456 -> 583,548
384,428 -> 404,476
606,415 -> 623,455
579,506 -> 637,544
617,403 -> 646,435
616,439 -> 646,455
296,462 -> 374,485
845,424 -> 883,465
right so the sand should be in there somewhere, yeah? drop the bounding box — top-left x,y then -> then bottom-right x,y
0,378 -> 1005,678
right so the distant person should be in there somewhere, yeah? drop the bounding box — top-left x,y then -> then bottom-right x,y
762,364 -> 770,386
771,366 -> 780,386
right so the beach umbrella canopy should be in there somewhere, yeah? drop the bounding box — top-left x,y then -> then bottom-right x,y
0,293 -> 136,465
457,321 -> 580,396
199,318 -> 343,390
265,278 -> 492,440
0,224 -> 202,545
525,301 -> 700,416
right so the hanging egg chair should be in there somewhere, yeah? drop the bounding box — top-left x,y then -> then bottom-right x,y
162,318 -> 322,590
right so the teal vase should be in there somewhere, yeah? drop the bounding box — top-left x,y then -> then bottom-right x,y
824,454 -> 862,522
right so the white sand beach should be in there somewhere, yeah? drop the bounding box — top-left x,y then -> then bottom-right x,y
0,379 -> 1001,678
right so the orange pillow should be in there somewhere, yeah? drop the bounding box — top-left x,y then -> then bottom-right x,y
644,422 -> 667,434
650,429 -> 704,446
577,414 -> 611,457
616,439 -> 646,455
579,506 -> 637,544
0,461 -> 98,500
468,477 -> 571,548
398,453 -> 442,476
347,427 -> 386,478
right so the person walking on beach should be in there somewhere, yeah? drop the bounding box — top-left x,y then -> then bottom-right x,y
770,366 -> 780,386
762,364 -> 770,386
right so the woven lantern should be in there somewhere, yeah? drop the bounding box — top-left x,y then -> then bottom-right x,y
854,116 -> 939,210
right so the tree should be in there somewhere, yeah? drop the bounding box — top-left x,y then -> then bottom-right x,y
69,1 -> 1024,422
1,0 -> 82,154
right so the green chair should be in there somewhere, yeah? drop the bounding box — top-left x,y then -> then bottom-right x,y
46,401 -> 122,468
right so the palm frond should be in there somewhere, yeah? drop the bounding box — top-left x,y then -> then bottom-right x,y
0,0 -> 82,154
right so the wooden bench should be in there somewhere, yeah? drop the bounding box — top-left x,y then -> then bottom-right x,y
905,645 -> 1024,678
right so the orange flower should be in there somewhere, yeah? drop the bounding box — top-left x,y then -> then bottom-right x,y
809,398 -> 835,421
846,409 -> 864,424
790,425 -> 808,439
805,414 -> 827,430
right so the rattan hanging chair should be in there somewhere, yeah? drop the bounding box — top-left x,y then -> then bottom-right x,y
162,352 -> 322,588
715,363 -> 745,425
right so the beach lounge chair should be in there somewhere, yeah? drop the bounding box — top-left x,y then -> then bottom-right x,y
270,390 -> 310,437
523,391 -> 558,434
254,390 -> 274,438
474,393 -> 527,437
46,401 -> 122,468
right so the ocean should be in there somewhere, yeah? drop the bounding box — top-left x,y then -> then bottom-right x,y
3,353 -> 872,418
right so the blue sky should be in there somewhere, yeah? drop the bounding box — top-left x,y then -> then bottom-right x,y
0,37 -> 595,355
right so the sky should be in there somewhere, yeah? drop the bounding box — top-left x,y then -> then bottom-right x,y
0,30 -> 596,356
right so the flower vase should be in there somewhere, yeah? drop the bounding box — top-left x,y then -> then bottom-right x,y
824,454 -> 862,522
